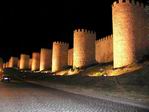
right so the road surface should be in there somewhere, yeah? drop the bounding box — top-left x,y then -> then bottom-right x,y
0,81 -> 148,112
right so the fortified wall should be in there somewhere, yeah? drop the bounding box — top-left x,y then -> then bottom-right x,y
112,0 -> 146,68
8,57 -> 18,68
3,63 -> 6,69
29,59 -> 32,69
96,35 -> 113,63
68,48 -> 73,66
6,62 -> 9,68
31,52 -> 40,71
73,29 -> 96,68
52,42 -> 69,72
40,48 -> 52,71
0,57 -> 3,71
19,54 -> 30,69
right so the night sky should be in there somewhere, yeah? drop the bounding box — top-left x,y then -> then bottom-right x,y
0,0 -> 148,61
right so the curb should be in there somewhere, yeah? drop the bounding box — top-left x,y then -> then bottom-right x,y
26,80 -> 149,110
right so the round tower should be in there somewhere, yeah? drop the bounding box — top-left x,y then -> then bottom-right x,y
31,52 -> 40,71
19,54 -> 30,69
6,62 -> 9,68
73,29 -> 96,68
112,0 -> 145,68
8,57 -> 18,68
68,48 -> 73,66
3,63 -> 6,69
52,41 -> 69,72
40,48 -> 52,71
29,59 -> 32,69
0,57 -> 3,71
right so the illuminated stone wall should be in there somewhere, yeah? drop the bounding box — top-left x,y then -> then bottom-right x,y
40,48 -> 52,71
112,0 -> 145,68
8,57 -> 18,68
52,42 -> 69,72
0,57 -> 3,71
96,35 -> 113,63
31,52 -> 40,71
6,62 -> 8,68
19,54 -> 30,69
73,29 -> 96,68
29,59 -> 32,69
3,63 -> 5,68
68,48 -> 73,66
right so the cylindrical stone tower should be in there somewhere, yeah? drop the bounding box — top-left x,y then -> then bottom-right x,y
29,59 -> 32,69
19,54 -> 30,70
8,57 -> 18,68
31,52 -> 40,71
3,63 -> 6,69
68,48 -> 73,66
6,62 -> 9,68
112,0 -> 145,68
52,42 -> 69,72
40,48 -> 52,71
73,29 -> 96,68
0,57 -> 3,71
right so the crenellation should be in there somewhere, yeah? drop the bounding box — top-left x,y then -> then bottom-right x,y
126,0 -> 130,3
112,0 -> 144,8
113,1 -> 118,6
118,0 -> 123,3
53,41 -> 69,47
74,29 -> 96,35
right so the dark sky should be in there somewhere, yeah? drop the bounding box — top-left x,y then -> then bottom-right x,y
0,0 -> 147,61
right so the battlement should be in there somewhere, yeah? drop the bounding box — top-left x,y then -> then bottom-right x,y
41,48 -> 49,51
112,0 -> 144,8
32,52 -> 40,57
21,54 -> 30,58
74,29 -> 96,34
96,34 -> 113,43
53,41 -> 69,47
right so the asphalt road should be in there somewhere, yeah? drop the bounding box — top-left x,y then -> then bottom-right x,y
0,81 -> 148,112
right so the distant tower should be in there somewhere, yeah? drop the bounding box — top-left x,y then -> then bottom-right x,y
68,48 -> 73,66
8,57 -> 18,68
6,62 -> 9,68
19,54 -> 30,69
40,48 -> 52,71
31,52 -> 40,71
73,29 -> 96,68
52,42 -> 69,72
0,57 -> 3,71
29,59 -> 32,69
112,0 -> 145,68
3,63 -> 6,69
